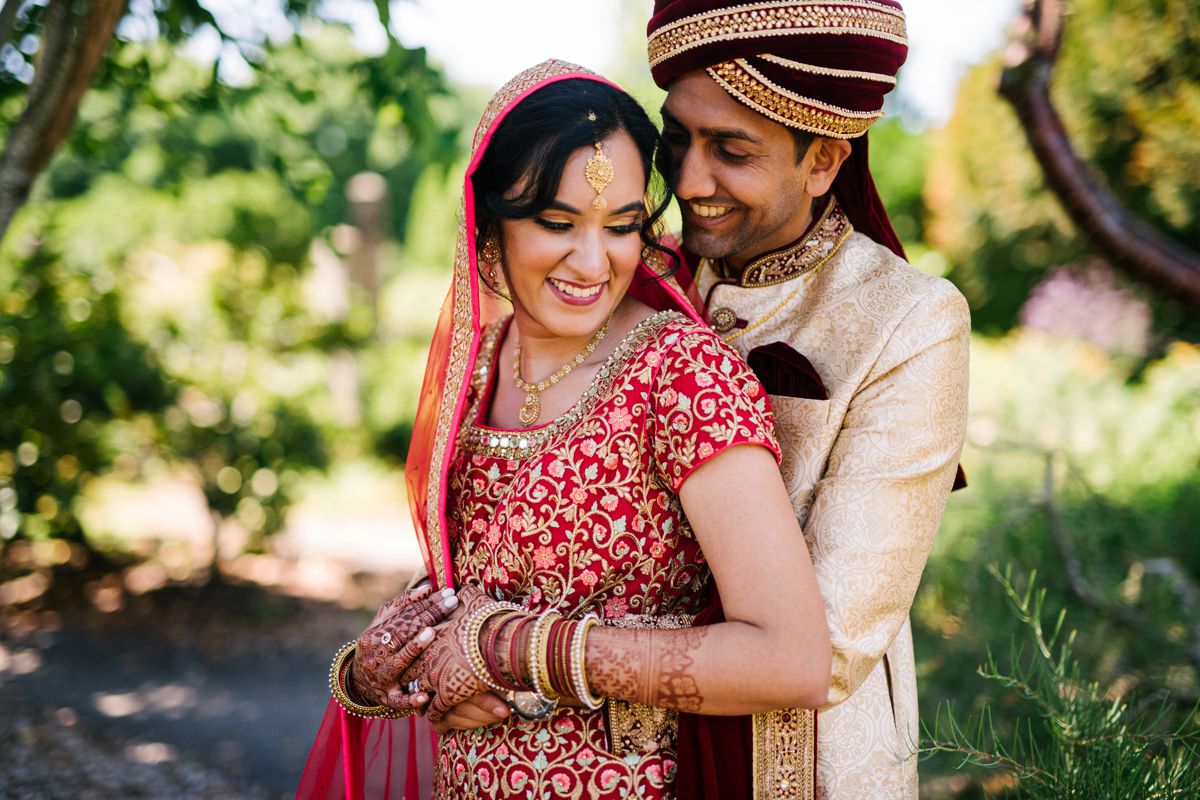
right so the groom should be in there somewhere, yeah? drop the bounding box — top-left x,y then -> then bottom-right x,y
647,1 -> 969,798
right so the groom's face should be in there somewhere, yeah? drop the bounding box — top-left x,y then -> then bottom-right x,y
662,71 -> 814,267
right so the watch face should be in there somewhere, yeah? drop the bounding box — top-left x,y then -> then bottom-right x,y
509,691 -> 556,721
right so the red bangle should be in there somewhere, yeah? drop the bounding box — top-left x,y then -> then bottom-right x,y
546,617 -> 574,697
507,615 -> 536,691
484,612 -> 519,690
559,619 -> 578,698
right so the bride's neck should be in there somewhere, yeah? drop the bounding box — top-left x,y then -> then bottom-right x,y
510,307 -> 622,382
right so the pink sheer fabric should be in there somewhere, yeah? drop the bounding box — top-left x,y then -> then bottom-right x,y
296,60 -> 701,800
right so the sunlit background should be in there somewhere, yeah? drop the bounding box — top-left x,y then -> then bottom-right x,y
1,1 -> 1197,797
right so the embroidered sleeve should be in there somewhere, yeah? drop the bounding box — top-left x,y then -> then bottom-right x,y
650,326 -> 780,492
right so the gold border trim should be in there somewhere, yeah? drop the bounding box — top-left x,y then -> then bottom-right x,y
753,707 -> 816,799
738,197 -> 853,287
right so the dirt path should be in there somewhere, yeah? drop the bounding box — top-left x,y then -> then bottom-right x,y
0,574 -> 409,798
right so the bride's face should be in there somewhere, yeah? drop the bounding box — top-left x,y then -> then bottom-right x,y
499,131 -> 647,342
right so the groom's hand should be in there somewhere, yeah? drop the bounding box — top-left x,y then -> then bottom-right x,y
431,691 -> 510,736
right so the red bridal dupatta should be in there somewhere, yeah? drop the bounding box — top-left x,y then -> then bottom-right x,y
295,59 -> 704,800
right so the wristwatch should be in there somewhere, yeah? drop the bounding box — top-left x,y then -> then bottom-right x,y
505,690 -> 557,721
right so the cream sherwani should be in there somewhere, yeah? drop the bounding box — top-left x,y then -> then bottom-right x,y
694,201 -> 970,799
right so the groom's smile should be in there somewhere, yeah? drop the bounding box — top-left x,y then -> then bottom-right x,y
661,71 -> 818,273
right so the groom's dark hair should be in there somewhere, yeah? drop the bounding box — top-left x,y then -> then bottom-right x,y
472,78 -> 677,278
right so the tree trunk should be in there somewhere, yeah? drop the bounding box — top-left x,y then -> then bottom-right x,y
0,0 -> 127,242
999,0 -> 1200,308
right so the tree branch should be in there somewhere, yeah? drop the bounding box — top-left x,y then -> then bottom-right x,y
0,0 -> 23,53
999,0 -> 1200,307
0,0 -> 127,241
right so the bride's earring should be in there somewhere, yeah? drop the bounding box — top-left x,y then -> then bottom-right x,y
479,236 -> 502,266
478,236 -> 507,294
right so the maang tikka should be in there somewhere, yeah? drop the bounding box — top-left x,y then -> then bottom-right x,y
584,111 -> 614,209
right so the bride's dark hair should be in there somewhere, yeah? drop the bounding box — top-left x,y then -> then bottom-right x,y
472,78 -> 677,280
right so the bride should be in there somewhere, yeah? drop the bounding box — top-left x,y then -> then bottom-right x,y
298,60 -> 831,799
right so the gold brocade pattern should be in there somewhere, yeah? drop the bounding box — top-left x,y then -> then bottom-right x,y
647,1 -> 908,68
708,60 -> 880,138
696,233 -> 971,799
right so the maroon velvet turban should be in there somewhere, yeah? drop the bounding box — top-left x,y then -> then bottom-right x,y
647,0 -> 910,257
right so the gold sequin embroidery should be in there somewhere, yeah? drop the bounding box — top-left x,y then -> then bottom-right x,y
758,53 -> 897,85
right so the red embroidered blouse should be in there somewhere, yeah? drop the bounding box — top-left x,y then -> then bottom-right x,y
437,310 -> 778,799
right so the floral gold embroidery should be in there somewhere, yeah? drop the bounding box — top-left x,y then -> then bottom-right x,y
439,314 -> 779,799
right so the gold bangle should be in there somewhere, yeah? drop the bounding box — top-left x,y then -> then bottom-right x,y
571,614 -> 605,710
329,640 -> 410,719
460,602 -> 524,694
527,610 -> 561,702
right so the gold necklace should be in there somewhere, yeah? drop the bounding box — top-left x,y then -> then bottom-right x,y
513,316 -> 612,426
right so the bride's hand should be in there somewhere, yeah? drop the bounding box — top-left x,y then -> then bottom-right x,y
350,584 -> 460,712
401,585 -> 498,725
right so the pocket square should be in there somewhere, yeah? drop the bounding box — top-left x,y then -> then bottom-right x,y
747,341 -> 828,400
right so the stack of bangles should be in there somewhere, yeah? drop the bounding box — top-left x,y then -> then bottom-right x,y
461,602 -> 605,720
328,640 -> 412,719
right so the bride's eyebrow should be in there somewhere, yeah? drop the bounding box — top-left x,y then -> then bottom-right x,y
545,200 -> 580,214
545,200 -> 645,215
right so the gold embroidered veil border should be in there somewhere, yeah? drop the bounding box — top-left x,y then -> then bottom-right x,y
405,60 -> 603,591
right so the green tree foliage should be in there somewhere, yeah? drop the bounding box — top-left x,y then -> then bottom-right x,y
917,335 -> 1200,793
925,0 -> 1200,335
0,16 -> 460,555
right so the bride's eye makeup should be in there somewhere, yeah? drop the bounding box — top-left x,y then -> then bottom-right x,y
534,218 -> 573,232
606,218 -> 643,235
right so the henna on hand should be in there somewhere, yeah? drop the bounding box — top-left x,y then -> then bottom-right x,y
403,585 -> 497,724
352,585 -> 460,709
585,626 -> 710,713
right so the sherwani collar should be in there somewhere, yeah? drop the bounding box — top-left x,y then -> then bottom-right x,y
708,196 -> 853,290
701,197 -> 853,336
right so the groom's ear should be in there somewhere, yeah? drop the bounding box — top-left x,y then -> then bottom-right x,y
801,138 -> 852,198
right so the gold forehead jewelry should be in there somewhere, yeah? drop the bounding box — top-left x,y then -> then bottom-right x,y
584,141 -> 614,210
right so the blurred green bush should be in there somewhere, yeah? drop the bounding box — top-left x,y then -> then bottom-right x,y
918,333 -> 1200,792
